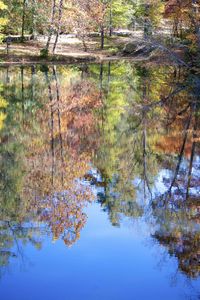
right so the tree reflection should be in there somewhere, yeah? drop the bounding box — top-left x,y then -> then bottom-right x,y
0,65 -> 101,271
0,221 -> 43,279
0,62 -> 200,285
91,62 -> 200,280
151,71 -> 200,279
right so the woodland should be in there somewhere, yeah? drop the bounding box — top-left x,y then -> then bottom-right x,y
0,0 -> 200,65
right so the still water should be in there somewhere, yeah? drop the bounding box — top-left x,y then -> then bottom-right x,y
0,62 -> 200,299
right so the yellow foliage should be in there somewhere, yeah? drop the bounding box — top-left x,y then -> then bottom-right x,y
0,96 -> 8,108
0,111 -> 6,131
0,1 -> 7,10
0,0 -> 8,40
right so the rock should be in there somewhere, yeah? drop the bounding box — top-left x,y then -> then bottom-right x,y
2,35 -> 34,43
123,42 -> 138,54
113,30 -> 133,37
134,44 -> 156,56
87,32 -> 100,37
123,42 -> 157,57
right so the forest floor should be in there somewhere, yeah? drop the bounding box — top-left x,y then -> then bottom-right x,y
0,32 -> 185,66
0,32 -> 157,65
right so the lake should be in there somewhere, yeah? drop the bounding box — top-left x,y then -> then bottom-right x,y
0,61 -> 200,300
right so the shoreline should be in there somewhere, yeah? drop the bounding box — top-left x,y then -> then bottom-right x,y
0,55 -> 153,66
0,36 -> 187,67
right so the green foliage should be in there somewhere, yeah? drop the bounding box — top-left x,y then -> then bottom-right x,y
110,0 -> 133,28
40,48 -> 49,58
131,0 -> 164,32
0,1 -> 8,41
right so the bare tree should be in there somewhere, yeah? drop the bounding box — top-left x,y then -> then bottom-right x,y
53,0 -> 64,54
45,0 -> 57,53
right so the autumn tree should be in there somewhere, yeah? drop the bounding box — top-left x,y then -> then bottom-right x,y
72,0 -> 109,49
164,0 -> 200,57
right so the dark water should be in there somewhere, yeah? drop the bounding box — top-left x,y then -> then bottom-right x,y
0,62 -> 200,300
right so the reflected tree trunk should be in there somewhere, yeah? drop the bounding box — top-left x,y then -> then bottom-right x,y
53,66 -> 64,186
99,63 -> 104,130
186,105 -> 198,200
44,68 -> 55,186
31,65 -> 36,105
21,66 -> 25,122
169,109 -> 193,193
142,80 -> 152,200
108,61 -> 111,87
6,67 -> 10,84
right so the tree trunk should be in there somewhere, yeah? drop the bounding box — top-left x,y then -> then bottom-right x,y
143,3 -> 153,39
100,26 -> 104,50
21,0 -> 26,42
45,0 -> 57,52
109,2 -> 112,37
192,0 -> 200,51
81,36 -> 88,52
31,0 -> 37,39
53,0 -> 63,54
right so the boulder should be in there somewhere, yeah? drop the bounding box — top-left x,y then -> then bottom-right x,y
123,42 -> 137,54
113,30 -> 133,37
123,42 -> 157,56
134,44 -> 156,56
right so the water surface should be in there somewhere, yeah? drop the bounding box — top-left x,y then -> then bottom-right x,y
0,62 -> 200,299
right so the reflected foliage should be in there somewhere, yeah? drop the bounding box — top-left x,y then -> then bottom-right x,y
0,64 -> 101,272
0,62 -> 200,286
